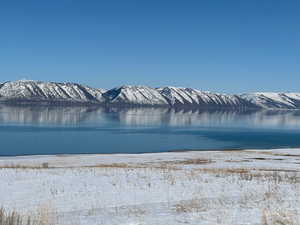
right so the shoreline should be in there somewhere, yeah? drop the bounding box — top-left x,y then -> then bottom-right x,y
0,148 -> 299,169
0,147 -> 299,159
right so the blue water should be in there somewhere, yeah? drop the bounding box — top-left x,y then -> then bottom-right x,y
0,105 -> 300,156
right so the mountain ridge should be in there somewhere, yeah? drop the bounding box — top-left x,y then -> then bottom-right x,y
0,80 -> 299,109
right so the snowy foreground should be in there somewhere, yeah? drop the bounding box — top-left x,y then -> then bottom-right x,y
1,149 -> 300,225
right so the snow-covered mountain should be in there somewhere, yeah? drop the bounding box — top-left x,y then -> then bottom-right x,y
103,85 -> 169,106
0,80 -> 300,109
103,85 -> 256,108
158,87 -> 255,108
241,93 -> 300,109
0,80 -> 106,104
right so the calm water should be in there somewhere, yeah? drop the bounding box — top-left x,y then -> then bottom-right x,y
1,105 -> 300,156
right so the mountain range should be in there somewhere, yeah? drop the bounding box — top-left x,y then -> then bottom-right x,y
0,80 -> 300,109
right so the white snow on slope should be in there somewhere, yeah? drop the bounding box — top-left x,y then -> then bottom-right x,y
242,92 -> 300,109
158,87 -> 247,107
0,80 -> 106,103
104,85 -> 169,105
1,80 -> 300,109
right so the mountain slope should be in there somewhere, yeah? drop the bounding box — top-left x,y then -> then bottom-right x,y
103,85 -> 169,106
0,80 -> 300,109
0,80 -> 106,104
158,87 -> 256,108
241,93 -> 300,109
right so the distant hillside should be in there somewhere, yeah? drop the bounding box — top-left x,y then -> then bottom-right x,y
1,80 -> 300,109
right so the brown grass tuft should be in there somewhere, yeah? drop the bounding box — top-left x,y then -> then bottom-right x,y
0,207 -> 56,225
174,199 -> 205,213
0,163 -> 52,170
171,158 -> 214,165
261,209 -> 299,225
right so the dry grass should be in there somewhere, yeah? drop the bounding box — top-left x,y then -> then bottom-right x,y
261,209 -> 299,225
245,151 -> 300,158
86,163 -> 181,171
193,167 -> 250,175
0,163 -> 50,170
0,161 -> 183,171
171,158 -> 214,165
0,208 -> 23,225
0,208 -> 55,225
174,199 -> 205,213
123,207 -> 147,217
188,167 -> 300,184
87,163 -> 136,169
224,159 -> 252,163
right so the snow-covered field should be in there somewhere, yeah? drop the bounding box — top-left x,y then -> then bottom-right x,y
1,149 -> 300,225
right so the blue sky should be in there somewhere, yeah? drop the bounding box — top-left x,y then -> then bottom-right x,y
0,0 -> 299,93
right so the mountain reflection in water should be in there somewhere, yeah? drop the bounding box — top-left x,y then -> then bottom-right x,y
0,105 -> 300,129
0,105 -> 300,156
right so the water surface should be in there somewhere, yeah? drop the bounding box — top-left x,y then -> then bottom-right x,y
0,105 -> 300,156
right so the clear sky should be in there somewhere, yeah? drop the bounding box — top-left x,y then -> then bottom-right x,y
0,0 -> 299,93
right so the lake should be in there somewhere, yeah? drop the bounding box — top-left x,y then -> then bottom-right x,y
0,105 -> 300,156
